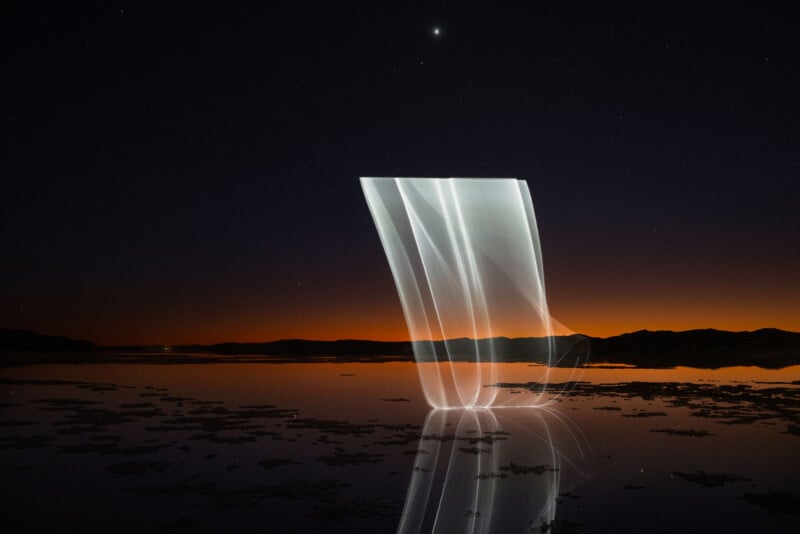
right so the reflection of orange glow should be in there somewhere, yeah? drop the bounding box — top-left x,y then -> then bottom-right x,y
35,362 -> 800,410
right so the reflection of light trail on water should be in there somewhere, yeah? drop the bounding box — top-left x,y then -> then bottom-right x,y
361,178 -> 587,408
398,407 -> 594,533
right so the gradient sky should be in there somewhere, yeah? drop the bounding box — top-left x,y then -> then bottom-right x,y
2,3 -> 798,345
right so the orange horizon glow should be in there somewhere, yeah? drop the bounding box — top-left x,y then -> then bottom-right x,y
20,317 -> 800,346
7,269 -> 799,346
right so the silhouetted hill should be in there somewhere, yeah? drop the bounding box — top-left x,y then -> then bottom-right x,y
171,329 -> 800,368
172,339 -> 416,358
3,328 -> 800,368
0,329 -> 96,351
169,336 -> 584,363
588,328 -> 800,368
168,328 -> 800,368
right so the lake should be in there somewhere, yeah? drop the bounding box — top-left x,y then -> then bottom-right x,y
1,360 -> 798,532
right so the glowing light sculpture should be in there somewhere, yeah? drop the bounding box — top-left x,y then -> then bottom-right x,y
361,178 -> 567,408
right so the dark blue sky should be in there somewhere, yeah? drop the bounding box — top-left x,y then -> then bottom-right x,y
2,2 -> 798,343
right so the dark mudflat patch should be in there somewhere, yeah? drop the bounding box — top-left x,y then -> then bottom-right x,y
0,433 -> 57,450
459,446 -> 492,455
59,442 -> 171,455
43,401 -> 161,434
107,460 -> 171,477
672,471 -> 751,488
0,419 -> 37,427
258,458 -> 298,470
286,417 -> 379,437
77,383 -> 122,392
119,402 -> 156,409
143,403 -> 300,445
475,463 -> 557,478
317,449 -> 385,466
541,518 -> 583,533
32,397 -> 101,409
738,491 -> 800,515
475,472 -> 508,480
373,430 -> 420,447
89,434 -> 122,442
420,432 -> 508,446
189,433 -> 256,444
651,428 -> 714,437
380,398 -> 410,402
493,380 -> 800,431
310,494 -> 396,523
500,462 -> 557,475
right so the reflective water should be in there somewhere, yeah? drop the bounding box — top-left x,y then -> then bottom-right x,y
1,361 -> 798,532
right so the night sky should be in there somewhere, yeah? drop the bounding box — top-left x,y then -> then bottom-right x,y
3,2 -> 798,345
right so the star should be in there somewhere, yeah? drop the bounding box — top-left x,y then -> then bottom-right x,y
433,27 -> 441,36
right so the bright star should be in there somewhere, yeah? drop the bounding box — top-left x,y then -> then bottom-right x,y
433,27 -> 440,36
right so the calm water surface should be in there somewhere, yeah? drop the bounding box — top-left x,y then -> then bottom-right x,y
1,361 -> 798,532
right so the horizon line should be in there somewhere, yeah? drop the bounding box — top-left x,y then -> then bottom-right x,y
4,326 -> 797,348
154,326 -> 800,347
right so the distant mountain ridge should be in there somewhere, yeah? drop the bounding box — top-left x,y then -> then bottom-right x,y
0,329 -> 96,351
2,327 -> 800,368
588,328 -> 800,368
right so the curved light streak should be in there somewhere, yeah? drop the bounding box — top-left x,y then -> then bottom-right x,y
362,177 -> 584,408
